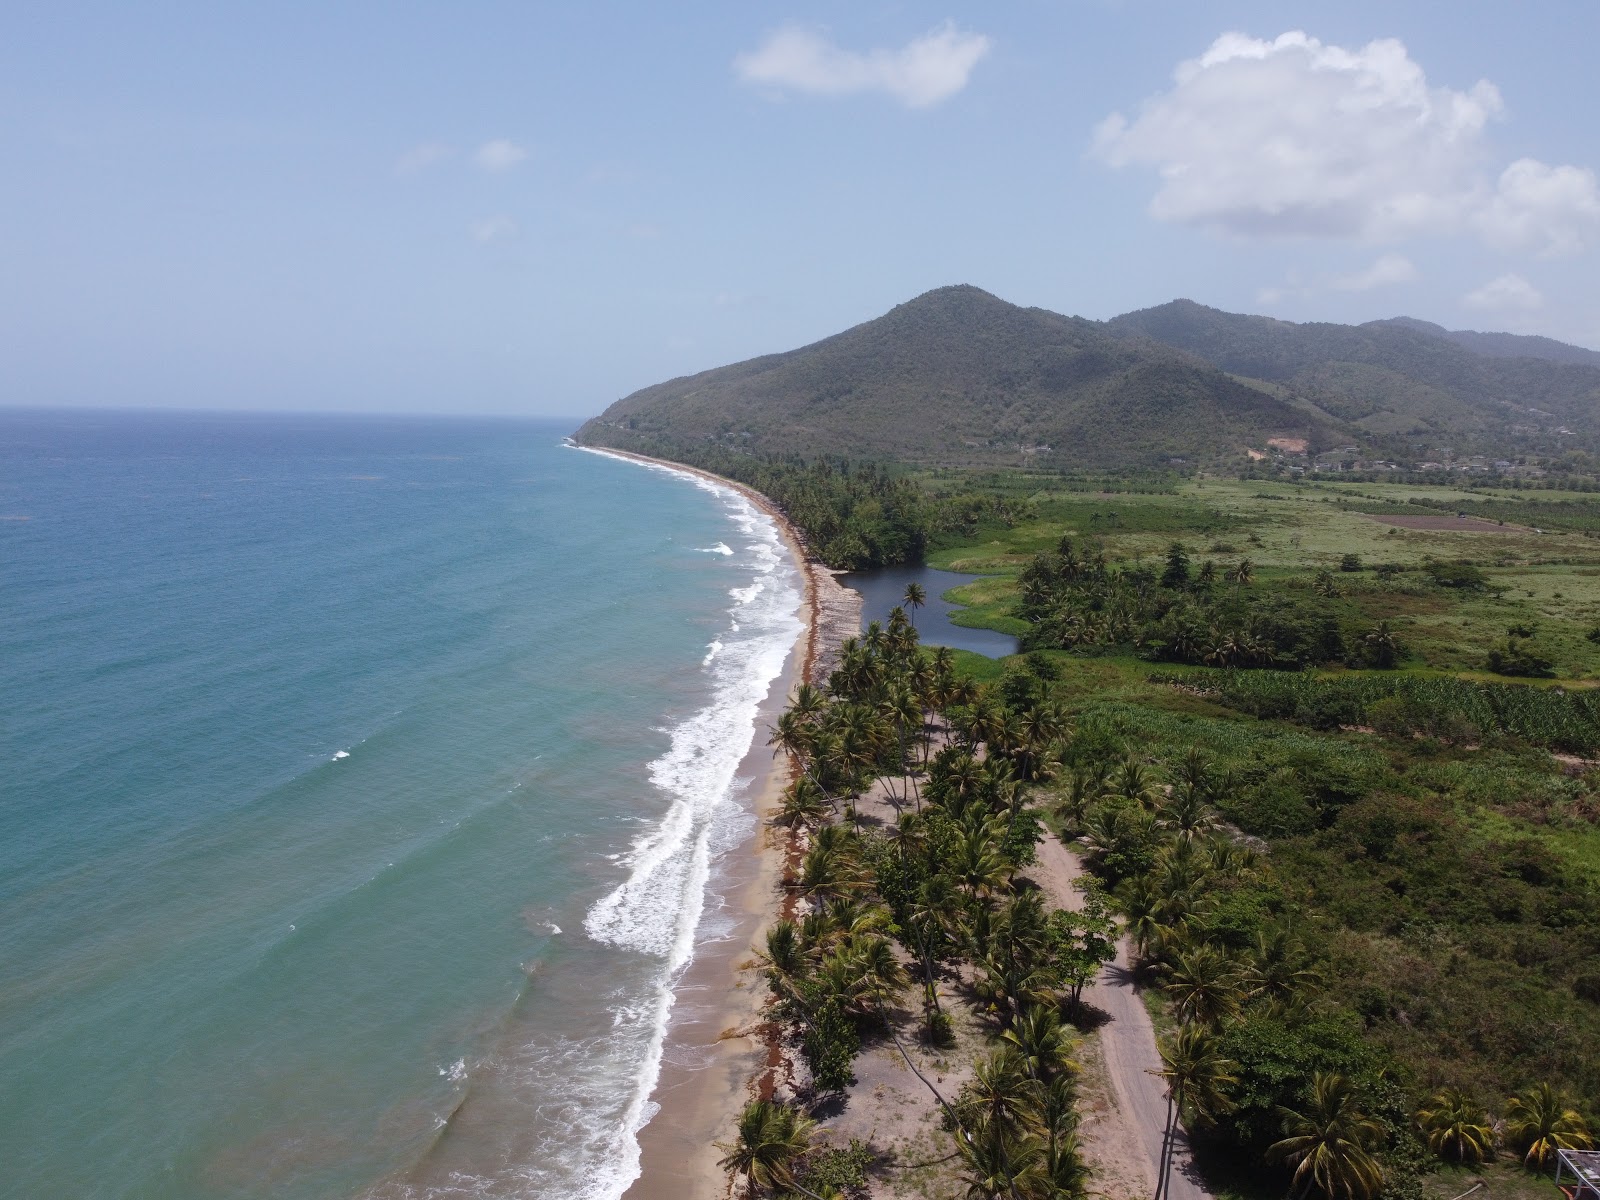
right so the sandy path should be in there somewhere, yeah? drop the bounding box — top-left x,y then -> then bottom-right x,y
1027,836 -> 1211,1200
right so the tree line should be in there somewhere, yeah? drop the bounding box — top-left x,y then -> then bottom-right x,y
720,604 -> 1113,1199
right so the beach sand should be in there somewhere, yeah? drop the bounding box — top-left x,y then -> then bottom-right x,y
595,449 -> 861,1200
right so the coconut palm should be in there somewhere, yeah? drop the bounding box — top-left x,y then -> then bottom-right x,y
1165,945 -> 1242,1027
1155,1024 -> 1236,1200
717,1099 -> 818,1199
1230,558 -> 1255,587
1110,755 -> 1162,808
953,821 -> 1012,903
777,776 -> 829,829
1503,1081 -> 1593,1169
959,1047 -> 1045,1145
1415,1088 -> 1495,1165
1269,1073 -> 1385,1200
1001,1004 -> 1078,1082
956,1121 -> 1047,1200
1363,622 -> 1400,669
903,581 -> 927,628
1239,926 -> 1323,1003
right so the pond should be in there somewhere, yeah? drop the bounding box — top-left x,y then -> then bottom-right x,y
839,565 -> 1019,659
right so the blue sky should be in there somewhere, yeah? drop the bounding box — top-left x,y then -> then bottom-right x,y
4,1 -> 1597,416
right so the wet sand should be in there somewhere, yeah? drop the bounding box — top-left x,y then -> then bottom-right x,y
593,449 -> 860,1200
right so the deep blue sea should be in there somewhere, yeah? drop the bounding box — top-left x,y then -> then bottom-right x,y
0,409 -> 801,1200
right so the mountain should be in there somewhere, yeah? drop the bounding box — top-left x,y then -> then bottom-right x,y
1106,300 -> 1600,449
1372,316 -> 1600,368
576,288 -> 1600,470
576,286 -> 1332,469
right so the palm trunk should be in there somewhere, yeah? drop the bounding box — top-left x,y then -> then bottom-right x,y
1154,1093 -> 1175,1200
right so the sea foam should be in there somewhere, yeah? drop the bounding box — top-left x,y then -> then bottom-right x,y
573,449 -> 802,1200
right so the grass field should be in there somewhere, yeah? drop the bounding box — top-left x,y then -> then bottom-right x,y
925,475 -> 1600,680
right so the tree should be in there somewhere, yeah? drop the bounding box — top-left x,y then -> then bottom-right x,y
1362,622 -> 1399,669
1269,1073 -> 1385,1200
1047,889 -> 1118,1013
718,1099 -> 819,1199
1161,543 -> 1192,591
1415,1088 -> 1494,1165
903,581 -> 927,629
1503,1082 -> 1593,1170
1230,558 -> 1255,588
1155,1024 -> 1237,1200
1165,945 -> 1242,1028
1001,1004 -> 1078,1082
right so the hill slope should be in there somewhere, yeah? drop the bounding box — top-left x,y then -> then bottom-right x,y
1375,316 -> 1600,367
576,287 -> 1331,469
1106,300 -> 1600,451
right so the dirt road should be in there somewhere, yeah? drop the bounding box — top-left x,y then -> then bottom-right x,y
1029,835 -> 1211,1200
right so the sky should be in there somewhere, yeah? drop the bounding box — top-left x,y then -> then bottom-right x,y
3,1 -> 1598,417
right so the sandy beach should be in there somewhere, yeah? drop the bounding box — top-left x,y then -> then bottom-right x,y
596,449 -> 861,1200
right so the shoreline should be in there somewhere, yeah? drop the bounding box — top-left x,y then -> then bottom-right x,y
590,447 -> 861,1200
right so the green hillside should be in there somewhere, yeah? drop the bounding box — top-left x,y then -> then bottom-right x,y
1108,299 -> 1600,454
576,286 -> 1332,470
576,286 -> 1600,470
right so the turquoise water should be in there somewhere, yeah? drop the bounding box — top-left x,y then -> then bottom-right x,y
0,410 -> 800,1200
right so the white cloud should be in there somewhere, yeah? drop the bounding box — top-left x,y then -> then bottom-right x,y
396,142 -> 453,174
734,21 -> 990,108
470,215 -> 518,244
1333,254 -> 1419,291
1476,159 -> 1600,257
1094,32 -> 1600,256
474,139 -> 528,171
1462,273 -> 1543,311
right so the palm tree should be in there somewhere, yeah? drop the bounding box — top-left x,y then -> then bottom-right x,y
717,1099 -> 819,1198
1155,1024 -> 1236,1200
1503,1081 -> 1593,1169
1363,622 -> 1399,669
1165,945 -> 1242,1028
903,581 -> 927,629
1001,1004 -> 1078,1082
1415,1088 -> 1495,1165
1230,558 -> 1255,588
1239,926 -> 1323,1003
1269,1073 -> 1385,1200
777,777 -> 829,829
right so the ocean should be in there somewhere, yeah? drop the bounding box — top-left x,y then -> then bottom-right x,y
0,409 -> 802,1200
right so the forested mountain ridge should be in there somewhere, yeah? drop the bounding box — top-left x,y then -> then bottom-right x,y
575,286 -> 1600,468
1107,299 -> 1600,451
576,286 -> 1332,469
1374,315 -> 1600,367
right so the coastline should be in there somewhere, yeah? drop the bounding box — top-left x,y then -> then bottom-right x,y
589,447 -> 861,1200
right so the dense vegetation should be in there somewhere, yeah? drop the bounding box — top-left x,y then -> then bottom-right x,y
576,286 -> 1600,475
1017,538 -> 1395,672
721,611 -> 1112,1198
1108,299 -> 1600,457
576,286 -> 1329,470
582,440 -> 1027,568
1057,720 -> 1599,1198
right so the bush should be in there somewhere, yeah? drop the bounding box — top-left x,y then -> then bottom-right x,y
802,998 -> 859,1093
1340,554 -> 1363,572
800,1140 -> 873,1196
1424,560 -> 1489,590
1486,634 -> 1554,678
